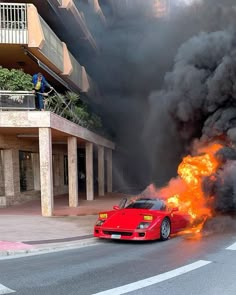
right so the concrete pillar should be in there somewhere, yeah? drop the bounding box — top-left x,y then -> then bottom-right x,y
67,136 -> 78,207
3,149 -> 20,197
106,149 -> 113,193
39,128 -> 53,217
86,142 -> 94,200
98,145 -> 105,196
32,153 -> 40,190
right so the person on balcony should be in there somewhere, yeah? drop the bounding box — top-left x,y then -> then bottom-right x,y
32,72 -> 52,111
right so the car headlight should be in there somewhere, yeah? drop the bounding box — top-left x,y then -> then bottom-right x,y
96,220 -> 105,226
137,222 -> 151,229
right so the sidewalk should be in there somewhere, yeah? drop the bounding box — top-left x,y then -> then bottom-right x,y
0,193 -> 128,257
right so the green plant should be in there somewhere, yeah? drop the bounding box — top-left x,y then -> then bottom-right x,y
0,66 -> 33,91
0,66 -> 104,133
45,91 -> 103,131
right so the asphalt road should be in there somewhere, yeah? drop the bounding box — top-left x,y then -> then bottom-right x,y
0,217 -> 236,295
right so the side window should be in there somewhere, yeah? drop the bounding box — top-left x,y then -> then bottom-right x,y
152,200 -> 166,211
160,202 -> 166,211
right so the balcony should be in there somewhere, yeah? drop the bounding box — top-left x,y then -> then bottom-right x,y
0,90 -> 35,110
0,2 -> 96,95
0,3 -> 28,44
39,16 -> 64,73
0,0 -> 98,52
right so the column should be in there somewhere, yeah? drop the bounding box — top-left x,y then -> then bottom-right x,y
3,149 -> 20,203
98,145 -> 104,196
68,136 -> 78,207
106,149 -> 113,193
39,128 -> 53,217
86,142 -> 94,200
32,153 -> 40,190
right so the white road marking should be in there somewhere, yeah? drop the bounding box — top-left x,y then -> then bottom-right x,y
226,242 -> 236,250
92,260 -> 211,295
0,284 -> 15,294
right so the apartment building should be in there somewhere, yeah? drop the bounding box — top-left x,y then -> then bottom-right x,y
0,1 -> 115,216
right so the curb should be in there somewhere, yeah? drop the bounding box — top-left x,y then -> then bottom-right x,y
0,237 -> 99,259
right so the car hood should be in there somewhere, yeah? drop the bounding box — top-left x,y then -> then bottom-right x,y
103,209 -> 160,229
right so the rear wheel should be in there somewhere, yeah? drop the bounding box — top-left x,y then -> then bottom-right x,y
160,218 -> 171,241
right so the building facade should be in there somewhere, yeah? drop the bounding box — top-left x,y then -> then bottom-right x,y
0,1 -> 115,216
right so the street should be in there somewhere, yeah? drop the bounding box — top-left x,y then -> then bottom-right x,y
0,225 -> 236,295
1,1 -> 236,294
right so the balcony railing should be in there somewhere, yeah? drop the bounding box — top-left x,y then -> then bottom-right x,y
0,3 -> 28,44
0,90 -> 35,110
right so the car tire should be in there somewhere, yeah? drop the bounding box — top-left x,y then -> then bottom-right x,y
160,218 -> 171,241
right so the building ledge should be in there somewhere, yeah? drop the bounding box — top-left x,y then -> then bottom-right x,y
0,111 -> 115,149
60,0 -> 98,52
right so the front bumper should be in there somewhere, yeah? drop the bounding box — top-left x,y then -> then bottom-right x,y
94,226 -> 160,241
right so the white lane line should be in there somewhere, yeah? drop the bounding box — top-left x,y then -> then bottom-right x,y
0,284 -> 15,294
226,242 -> 236,250
92,260 -> 211,295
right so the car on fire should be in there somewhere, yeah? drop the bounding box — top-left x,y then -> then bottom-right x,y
94,197 -> 191,241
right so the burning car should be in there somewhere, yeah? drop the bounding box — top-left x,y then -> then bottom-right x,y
94,197 -> 190,241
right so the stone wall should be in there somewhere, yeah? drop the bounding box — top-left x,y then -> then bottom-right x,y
53,151 -> 68,196
19,152 -> 34,191
0,150 -> 4,196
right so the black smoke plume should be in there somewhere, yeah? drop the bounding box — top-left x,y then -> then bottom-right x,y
75,1 -> 236,210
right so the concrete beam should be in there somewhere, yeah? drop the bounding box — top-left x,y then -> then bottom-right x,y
0,112 -> 115,149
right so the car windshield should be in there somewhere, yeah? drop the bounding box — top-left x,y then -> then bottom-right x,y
125,198 -> 166,211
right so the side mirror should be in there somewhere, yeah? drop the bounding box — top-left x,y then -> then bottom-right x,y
171,207 -> 179,213
113,205 -> 120,210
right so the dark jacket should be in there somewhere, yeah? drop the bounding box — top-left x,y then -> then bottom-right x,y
32,74 -> 49,93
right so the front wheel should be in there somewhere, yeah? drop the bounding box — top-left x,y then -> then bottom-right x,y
160,218 -> 171,241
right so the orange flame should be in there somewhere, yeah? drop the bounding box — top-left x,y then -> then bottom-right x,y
146,142 -> 223,233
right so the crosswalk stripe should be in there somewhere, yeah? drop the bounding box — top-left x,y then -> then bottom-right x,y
0,284 -> 15,294
226,242 -> 236,250
91,260 -> 211,295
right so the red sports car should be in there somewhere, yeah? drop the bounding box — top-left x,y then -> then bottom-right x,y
94,197 -> 190,241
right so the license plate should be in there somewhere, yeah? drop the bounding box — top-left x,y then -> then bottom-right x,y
111,234 -> 121,239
